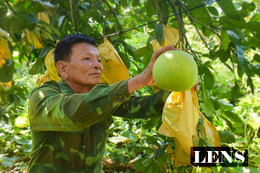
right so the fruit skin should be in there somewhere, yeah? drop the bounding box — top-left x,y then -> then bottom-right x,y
153,50 -> 198,92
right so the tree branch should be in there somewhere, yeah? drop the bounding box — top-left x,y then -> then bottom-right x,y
178,2 -> 213,54
168,0 -> 185,49
154,0 -> 164,24
70,0 -> 78,33
168,0 -> 202,64
102,0 -> 123,32
178,1 -> 220,36
90,1 -> 113,34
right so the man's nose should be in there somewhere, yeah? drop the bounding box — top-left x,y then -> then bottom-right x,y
93,59 -> 103,70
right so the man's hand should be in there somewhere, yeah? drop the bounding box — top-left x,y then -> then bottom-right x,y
128,44 -> 175,93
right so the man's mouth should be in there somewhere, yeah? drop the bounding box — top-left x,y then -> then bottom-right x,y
90,73 -> 101,77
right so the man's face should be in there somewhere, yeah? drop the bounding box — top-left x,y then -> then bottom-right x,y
65,42 -> 103,88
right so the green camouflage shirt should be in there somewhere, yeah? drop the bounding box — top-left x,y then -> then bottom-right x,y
28,79 -> 170,173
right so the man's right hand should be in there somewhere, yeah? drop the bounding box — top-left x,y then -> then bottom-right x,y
128,44 -> 175,93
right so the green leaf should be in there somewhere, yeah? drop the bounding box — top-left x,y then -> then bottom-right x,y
236,45 -> 246,77
249,167 -> 260,173
145,136 -> 160,146
218,131 -> 236,144
220,30 -> 229,51
132,0 -> 139,7
253,54 -> 260,63
239,2 -> 256,17
143,46 -> 153,68
247,76 -> 254,94
217,99 -> 233,109
134,147 -> 154,154
248,22 -> 260,39
207,6 -> 219,16
219,16 -> 247,29
200,83 -> 214,117
134,47 -> 148,59
118,52 -> 130,69
205,0 -> 214,5
244,37 -> 260,49
0,63 -> 13,82
224,111 -> 243,124
41,31 -> 54,41
233,29 -> 244,41
155,23 -> 163,45
49,25 -> 60,36
123,42 -> 136,57
253,65 -> 260,77
29,59 -> 44,75
0,6 -> 8,30
58,15 -> 66,28
39,46 -> 50,59
9,15 -> 31,34
250,13 -> 260,22
28,1 -> 45,13
231,84 -> 241,99
217,0 -> 240,20
158,0 -> 169,24
187,0 -> 212,25
145,0 -> 156,17
25,14 -> 40,24
1,156 -> 20,168
143,117 -> 160,129
220,115 -> 235,132
37,0 -> 55,8
227,30 -> 240,44
203,66 -> 214,90
154,148 -> 165,157
214,48 -> 229,63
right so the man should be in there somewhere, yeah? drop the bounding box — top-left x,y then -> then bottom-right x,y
27,34 -> 177,172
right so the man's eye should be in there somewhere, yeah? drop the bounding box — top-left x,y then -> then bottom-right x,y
85,57 -> 90,60
98,59 -> 102,63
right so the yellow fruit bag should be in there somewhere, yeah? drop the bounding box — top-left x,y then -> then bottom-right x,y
38,12 -> 50,24
152,24 -> 179,52
25,29 -> 43,49
37,49 -> 60,86
97,38 -> 130,84
158,89 -> 221,167
0,28 -> 11,68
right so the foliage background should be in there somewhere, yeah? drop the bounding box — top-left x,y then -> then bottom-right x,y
0,0 -> 259,172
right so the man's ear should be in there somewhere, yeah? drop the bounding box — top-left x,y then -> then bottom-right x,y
56,61 -> 69,79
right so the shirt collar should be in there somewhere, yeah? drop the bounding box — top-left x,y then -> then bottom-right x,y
58,79 -> 74,94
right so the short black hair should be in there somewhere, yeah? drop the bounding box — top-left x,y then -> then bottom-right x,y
54,34 -> 96,64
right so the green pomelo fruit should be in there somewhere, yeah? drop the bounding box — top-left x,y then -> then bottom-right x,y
153,50 -> 198,92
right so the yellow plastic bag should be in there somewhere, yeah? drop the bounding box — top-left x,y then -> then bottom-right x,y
158,88 -> 221,167
0,28 -> 11,68
198,112 -> 221,147
97,38 -> 130,84
38,12 -> 50,24
152,24 -> 179,52
37,49 -> 60,86
25,29 -> 43,49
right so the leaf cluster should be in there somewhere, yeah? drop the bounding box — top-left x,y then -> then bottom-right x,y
0,0 -> 259,172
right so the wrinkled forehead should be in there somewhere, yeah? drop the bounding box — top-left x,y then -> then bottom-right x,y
70,42 -> 100,59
